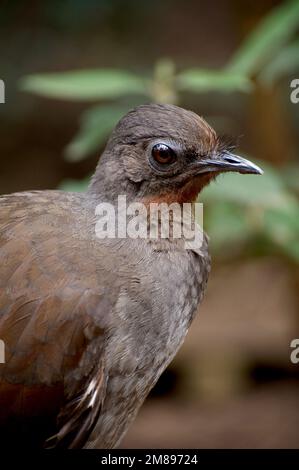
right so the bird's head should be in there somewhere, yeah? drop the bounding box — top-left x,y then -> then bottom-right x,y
90,104 -> 263,203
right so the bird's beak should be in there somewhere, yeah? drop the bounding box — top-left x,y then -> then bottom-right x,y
196,152 -> 263,176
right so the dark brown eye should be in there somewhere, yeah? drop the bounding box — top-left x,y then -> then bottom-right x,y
151,143 -> 176,165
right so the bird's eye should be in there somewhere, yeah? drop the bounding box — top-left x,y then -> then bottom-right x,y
151,143 -> 176,165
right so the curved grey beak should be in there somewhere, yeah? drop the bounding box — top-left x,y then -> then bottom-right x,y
197,152 -> 263,175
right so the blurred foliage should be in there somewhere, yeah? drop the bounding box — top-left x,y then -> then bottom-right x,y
20,0 -> 299,160
227,0 -> 299,77
202,161 -> 299,262
21,69 -> 148,101
176,69 -> 252,93
20,0 -> 299,264
65,104 -> 131,162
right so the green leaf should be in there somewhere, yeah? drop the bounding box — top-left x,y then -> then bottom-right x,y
259,40 -> 299,84
263,203 -> 299,262
282,242 -> 299,262
282,163 -> 299,195
20,69 -> 148,101
65,104 -> 129,162
227,0 -> 299,76
176,69 -> 252,93
205,202 -> 250,250
58,177 -> 90,192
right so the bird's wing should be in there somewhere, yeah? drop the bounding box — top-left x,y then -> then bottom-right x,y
43,289 -> 108,449
0,286 -> 109,448
0,192 -> 112,448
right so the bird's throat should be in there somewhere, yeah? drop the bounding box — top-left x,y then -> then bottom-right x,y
143,173 -> 216,205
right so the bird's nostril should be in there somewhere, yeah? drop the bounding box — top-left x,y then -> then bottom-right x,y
224,156 -> 239,164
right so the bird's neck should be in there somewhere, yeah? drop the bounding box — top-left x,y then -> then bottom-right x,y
88,152 -> 138,205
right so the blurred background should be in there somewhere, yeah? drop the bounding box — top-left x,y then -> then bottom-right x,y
1,0 -> 299,448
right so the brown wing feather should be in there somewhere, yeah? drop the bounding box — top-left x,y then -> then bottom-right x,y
46,359 -> 107,449
0,288 -> 108,448
0,192 -> 113,448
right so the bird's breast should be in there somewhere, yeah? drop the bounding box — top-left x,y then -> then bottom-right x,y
88,240 -> 210,448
